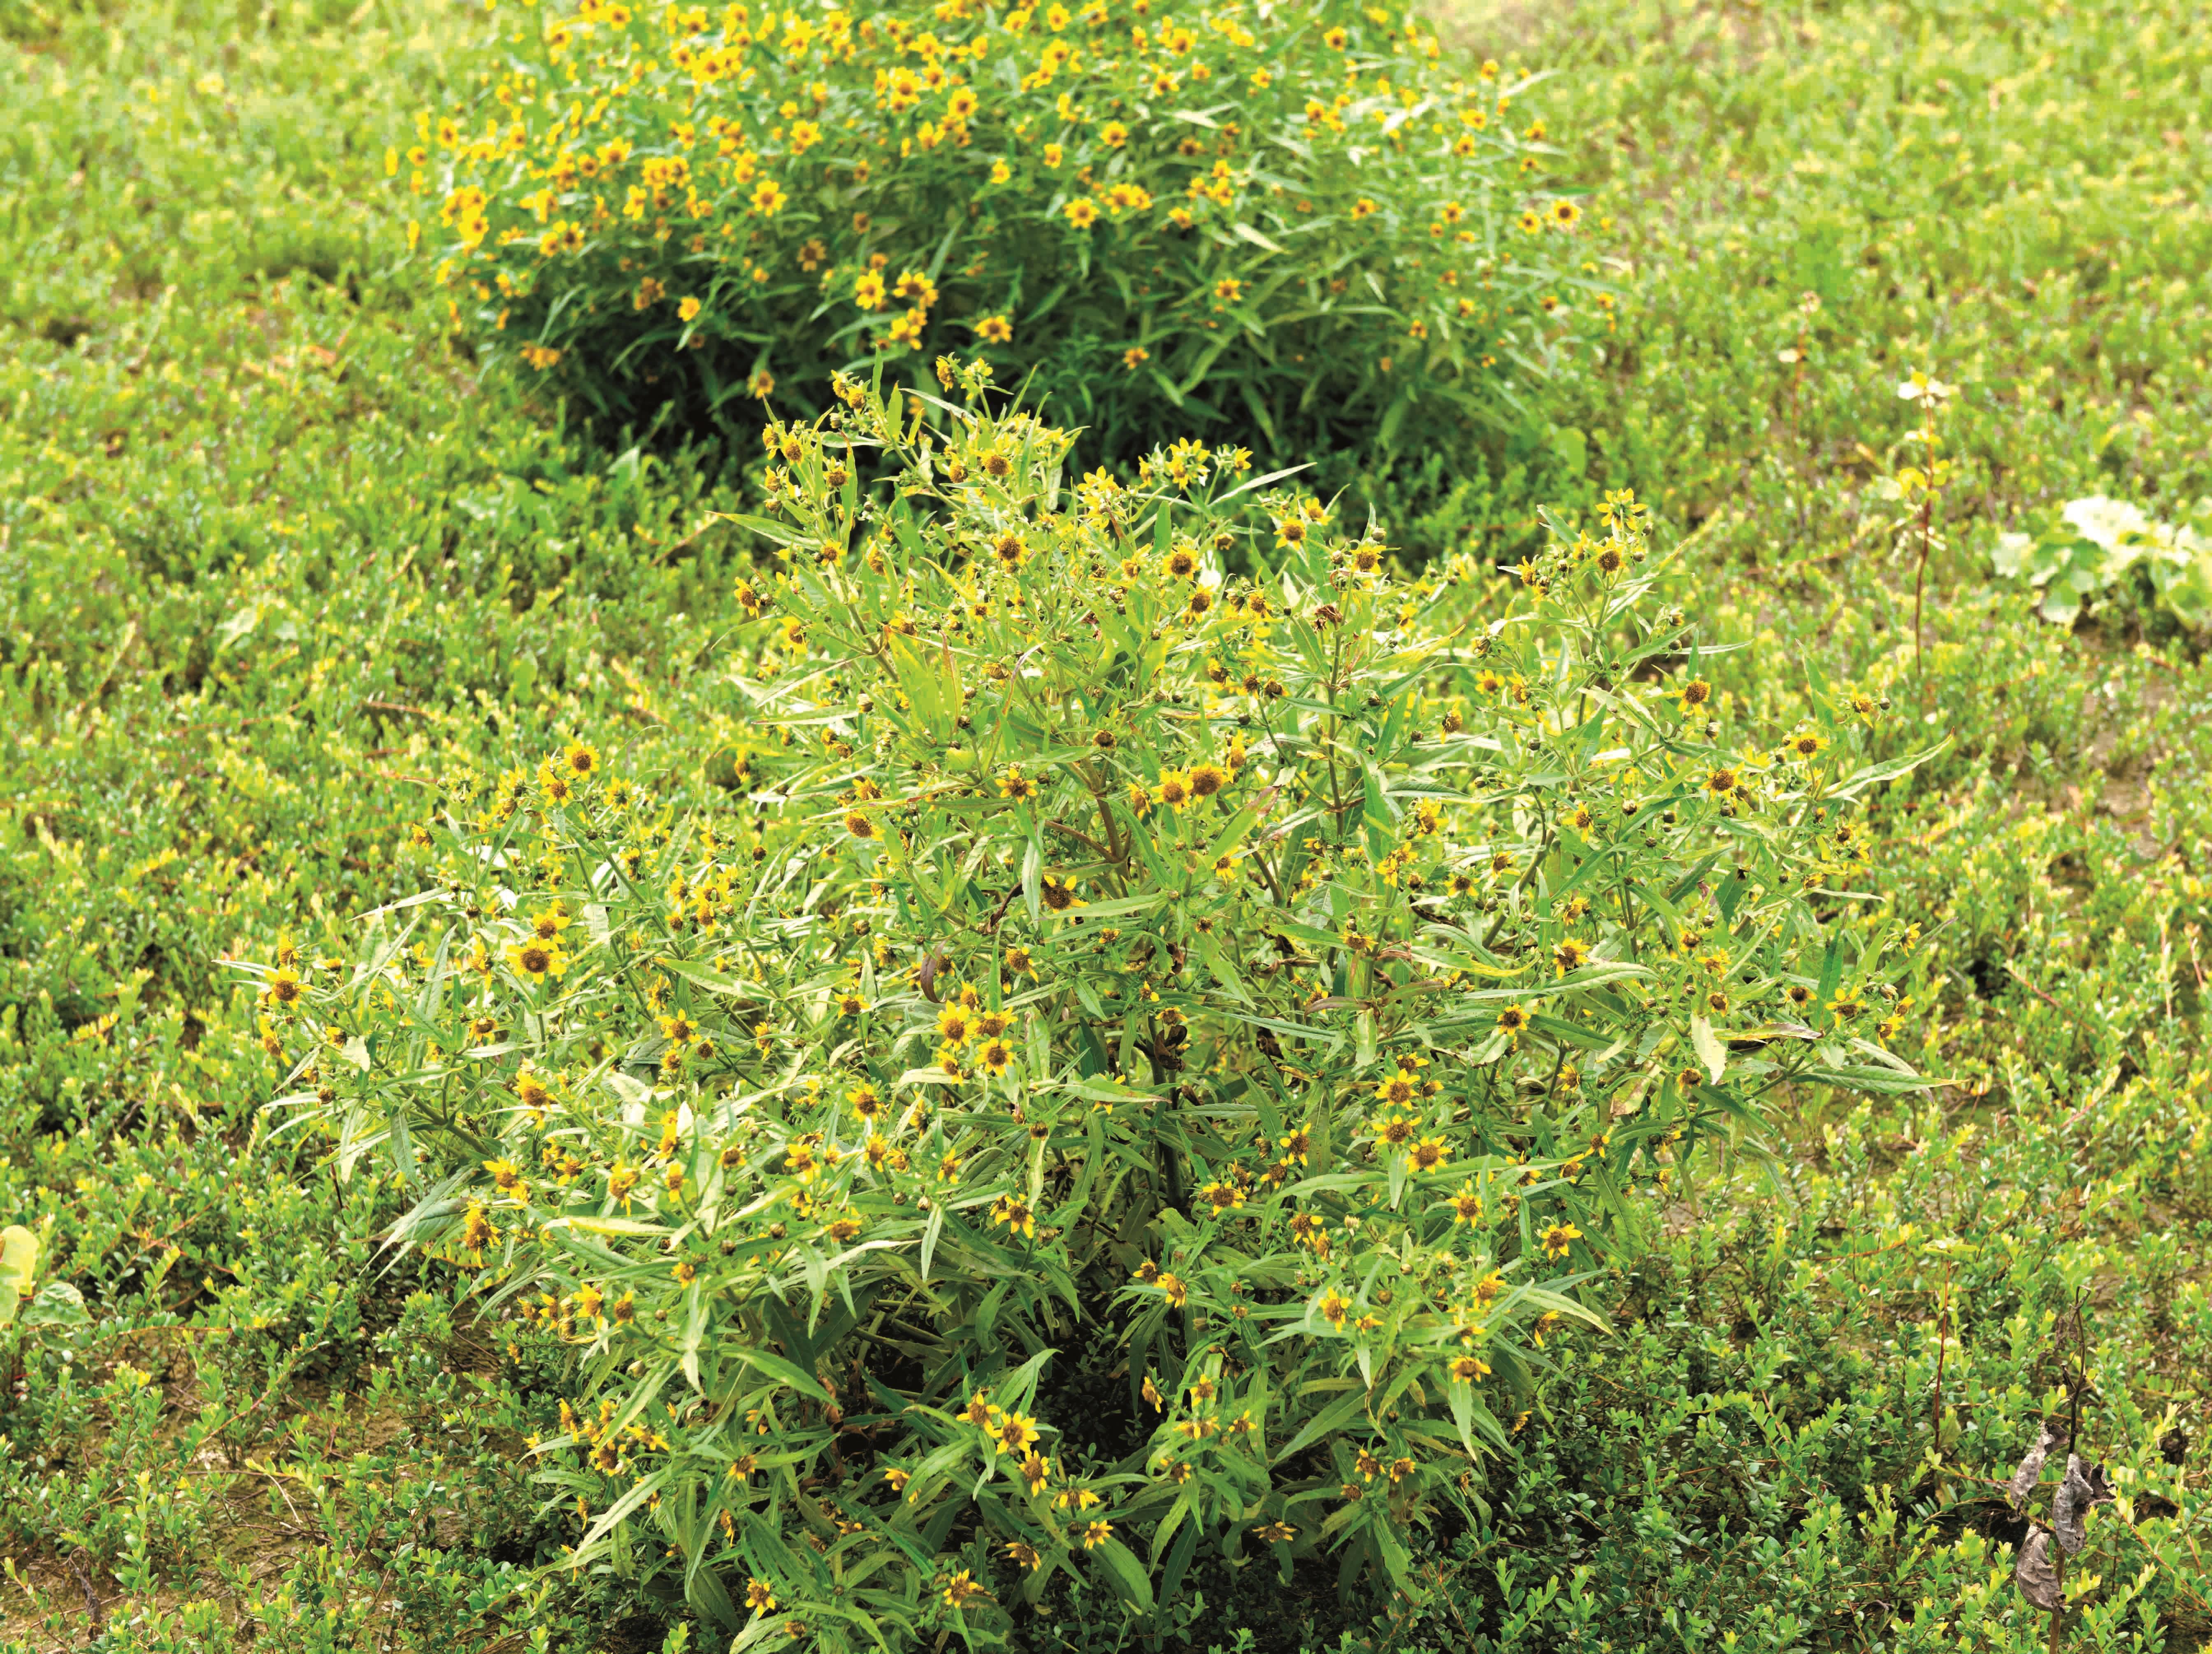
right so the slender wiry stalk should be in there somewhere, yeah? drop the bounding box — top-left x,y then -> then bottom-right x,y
1930,1256 -> 1951,1454
1914,491 -> 1933,703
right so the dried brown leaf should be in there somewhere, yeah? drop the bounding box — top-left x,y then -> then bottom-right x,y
2007,1417 -> 2069,1514
2015,1528 -> 2062,1611
2052,1453 -> 2112,1554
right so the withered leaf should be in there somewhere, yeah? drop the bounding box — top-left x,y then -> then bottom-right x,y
2052,1453 -> 2113,1554
2015,1528 -> 2062,1611
2007,1417 -> 2069,1514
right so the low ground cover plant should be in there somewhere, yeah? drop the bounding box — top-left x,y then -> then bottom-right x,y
254,371 -> 1929,1646
1992,496 -> 2212,631
417,0 -> 1604,549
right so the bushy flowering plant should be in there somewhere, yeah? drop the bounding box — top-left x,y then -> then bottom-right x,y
413,0 -> 1604,508
258,373 -> 1929,1648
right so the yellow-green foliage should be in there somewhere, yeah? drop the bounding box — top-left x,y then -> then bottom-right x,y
257,372 -> 1931,1643
418,0 -> 1601,474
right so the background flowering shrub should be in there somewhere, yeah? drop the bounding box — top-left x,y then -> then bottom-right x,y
416,0 -> 1604,552
256,372 -> 1926,1645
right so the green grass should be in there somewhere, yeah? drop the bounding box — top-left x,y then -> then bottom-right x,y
1,0 -> 2209,1649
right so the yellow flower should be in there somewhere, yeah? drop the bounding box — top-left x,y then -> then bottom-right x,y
1064,197 -> 1100,228
1374,1068 -> 1419,1107
1449,1182 -> 1483,1225
460,1202 -> 495,1252
990,1408 -> 1041,1456
749,177 -> 787,215
1541,1221 -> 1582,1261
507,939 -> 569,983
943,1570 -> 992,1609
1155,768 -> 1194,810
973,312 -> 1013,344
999,767 -> 1039,802
677,295 -> 702,322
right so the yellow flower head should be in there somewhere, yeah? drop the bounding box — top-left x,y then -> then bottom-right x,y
507,939 -> 569,983
1450,1182 -> 1484,1225
1374,1068 -> 1419,1108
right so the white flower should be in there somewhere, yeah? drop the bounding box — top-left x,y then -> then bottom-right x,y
1896,372 -> 1954,403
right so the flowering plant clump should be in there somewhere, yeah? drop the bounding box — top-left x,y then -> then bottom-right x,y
258,373 -> 1929,1646
414,0 -> 1601,489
